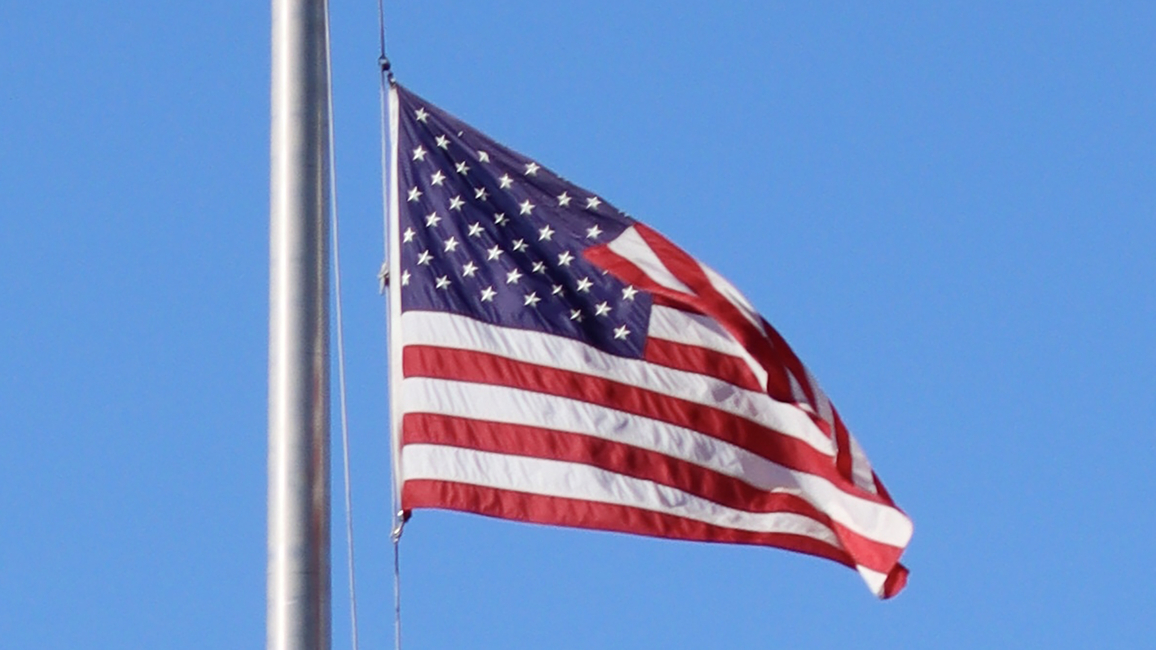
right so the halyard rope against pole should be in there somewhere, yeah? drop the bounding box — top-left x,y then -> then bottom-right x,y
376,0 -> 391,80
323,6 -> 362,650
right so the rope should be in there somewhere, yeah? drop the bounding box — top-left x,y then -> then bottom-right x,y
323,6 -> 361,650
376,0 -> 389,70
392,518 -> 403,650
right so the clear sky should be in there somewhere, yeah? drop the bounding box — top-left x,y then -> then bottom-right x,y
2,2 -> 1153,648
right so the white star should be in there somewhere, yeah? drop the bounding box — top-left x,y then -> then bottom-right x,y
538,224 -> 554,241
585,196 -> 602,210
622,285 -> 638,301
443,236 -> 459,252
415,107 -> 429,122
532,261 -> 547,274
576,277 -> 593,293
435,134 -> 449,149
430,170 -> 445,186
480,286 -> 496,302
523,291 -> 540,307
467,222 -> 484,238
412,146 -> 427,161
586,224 -> 603,239
499,174 -> 513,189
506,268 -> 523,284
407,187 -> 422,202
474,187 -> 488,201
399,270 -> 411,286
416,250 -> 432,265
462,261 -> 478,277
524,162 -> 540,176
455,161 -> 470,175
594,301 -> 611,317
519,199 -> 534,215
486,245 -> 503,261
402,227 -> 415,243
512,238 -> 528,252
477,150 -> 490,162
435,275 -> 451,290
569,309 -> 584,322
557,192 -> 572,207
449,195 -> 464,211
493,212 -> 509,226
424,212 -> 441,227
551,284 -> 564,296
613,324 -> 630,340
557,250 -> 574,266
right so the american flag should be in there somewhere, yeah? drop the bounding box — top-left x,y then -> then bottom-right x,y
386,83 -> 912,598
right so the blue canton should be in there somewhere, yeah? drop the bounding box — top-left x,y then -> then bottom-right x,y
396,85 -> 652,358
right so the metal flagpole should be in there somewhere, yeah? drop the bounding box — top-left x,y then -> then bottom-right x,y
268,0 -> 331,648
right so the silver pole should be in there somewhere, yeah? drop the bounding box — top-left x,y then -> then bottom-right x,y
268,0 -> 331,648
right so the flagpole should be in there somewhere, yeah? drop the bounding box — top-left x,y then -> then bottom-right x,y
268,0 -> 331,648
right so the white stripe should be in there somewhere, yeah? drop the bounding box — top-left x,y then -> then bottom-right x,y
606,226 -> 693,294
403,443 -> 843,546
857,566 -> 889,597
647,306 -> 769,390
847,434 -> 878,495
402,377 -> 914,548
805,368 -> 834,428
402,310 -> 834,456
787,369 -> 810,409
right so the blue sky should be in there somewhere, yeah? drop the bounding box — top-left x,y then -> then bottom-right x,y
2,2 -> 1153,648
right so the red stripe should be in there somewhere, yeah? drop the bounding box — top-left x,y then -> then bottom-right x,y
883,563 -> 909,599
403,413 -> 905,573
402,479 -> 855,569
403,345 -> 889,505
643,337 -> 764,393
872,471 -> 894,504
650,293 -> 703,314
831,406 -> 855,488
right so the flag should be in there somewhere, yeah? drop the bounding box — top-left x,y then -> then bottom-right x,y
385,83 -> 913,598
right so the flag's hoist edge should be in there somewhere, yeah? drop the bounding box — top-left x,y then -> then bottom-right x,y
385,82 -> 912,598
